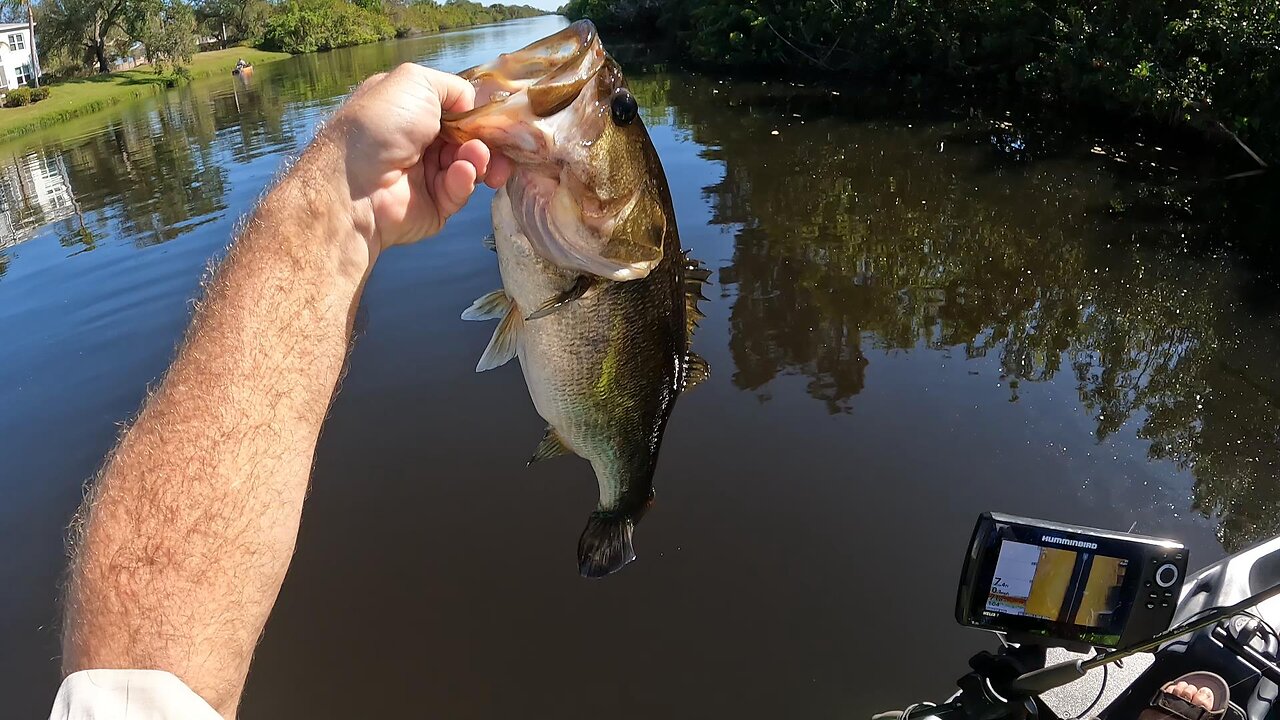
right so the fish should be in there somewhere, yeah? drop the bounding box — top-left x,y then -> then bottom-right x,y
442,20 -> 709,578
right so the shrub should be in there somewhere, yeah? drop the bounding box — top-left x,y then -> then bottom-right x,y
260,0 -> 395,54
30,86 -> 50,102
568,0 -> 1280,158
3,87 -> 32,107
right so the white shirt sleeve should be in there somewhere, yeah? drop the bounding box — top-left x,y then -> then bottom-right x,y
49,669 -> 223,720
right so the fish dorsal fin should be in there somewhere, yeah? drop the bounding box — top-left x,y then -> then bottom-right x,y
475,298 -> 523,372
683,352 -> 709,391
461,288 -> 511,322
683,254 -> 711,340
529,425 -> 574,464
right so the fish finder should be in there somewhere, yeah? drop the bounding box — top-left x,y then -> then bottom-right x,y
956,512 -> 1187,650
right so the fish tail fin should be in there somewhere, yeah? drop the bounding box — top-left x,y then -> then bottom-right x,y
577,513 -> 636,578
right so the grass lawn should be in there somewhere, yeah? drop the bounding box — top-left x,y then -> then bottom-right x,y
0,48 -> 291,144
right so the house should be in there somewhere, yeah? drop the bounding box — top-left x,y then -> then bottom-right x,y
0,22 -> 39,91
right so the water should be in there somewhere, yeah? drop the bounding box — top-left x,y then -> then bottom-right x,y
2,15 -> 1277,718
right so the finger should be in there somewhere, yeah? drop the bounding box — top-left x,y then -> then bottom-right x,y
1174,683 -> 1195,702
485,152 -> 513,188
1193,688 -> 1214,709
439,142 -> 459,170
392,63 -> 477,114
434,160 -> 479,219
453,139 -> 492,180
428,68 -> 477,114
422,140 -> 443,183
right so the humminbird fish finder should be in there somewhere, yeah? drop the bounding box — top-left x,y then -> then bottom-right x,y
956,512 -> 1187,649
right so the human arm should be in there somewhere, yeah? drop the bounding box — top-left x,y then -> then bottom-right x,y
58,63 -> 509,719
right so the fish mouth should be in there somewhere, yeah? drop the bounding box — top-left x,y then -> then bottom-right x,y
440,20 -> 610,157
442,20 -> 660,282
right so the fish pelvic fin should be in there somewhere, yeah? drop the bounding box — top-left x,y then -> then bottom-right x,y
475,297 -> 523,372
577,512 -> 637,578
461,288 -> 510,321
528,425 -> 573,465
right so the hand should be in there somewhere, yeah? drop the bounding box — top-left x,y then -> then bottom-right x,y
317,63 -> 513,256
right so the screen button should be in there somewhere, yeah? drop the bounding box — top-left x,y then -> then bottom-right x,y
1155,563 -> 1180,588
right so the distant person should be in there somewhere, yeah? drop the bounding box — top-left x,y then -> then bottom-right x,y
47,63 -> 510,719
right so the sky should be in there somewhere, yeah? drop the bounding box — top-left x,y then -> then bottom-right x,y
516,0 -> 566,11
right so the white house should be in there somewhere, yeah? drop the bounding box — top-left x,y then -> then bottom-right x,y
0,22 -> 39,92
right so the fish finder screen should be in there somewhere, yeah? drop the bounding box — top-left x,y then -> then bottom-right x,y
984,540 -> 1129,629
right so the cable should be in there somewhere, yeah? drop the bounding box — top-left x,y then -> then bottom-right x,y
1069,662 -> 1109,720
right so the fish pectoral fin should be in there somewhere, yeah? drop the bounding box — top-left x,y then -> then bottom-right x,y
461,288 -> 511,321
525,274 -> 597,321
475,301 -> 523,372
683,352 -> 710,391
482,233 -> 496,252
528,425 -> 574,465
578,513 -> 637,579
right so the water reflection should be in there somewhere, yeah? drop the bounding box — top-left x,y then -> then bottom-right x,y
0,152 -> 76,247
632,76 -> 1280,551
2,17 -> 1276,719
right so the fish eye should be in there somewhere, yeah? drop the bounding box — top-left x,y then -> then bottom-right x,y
610,89 -> 638,126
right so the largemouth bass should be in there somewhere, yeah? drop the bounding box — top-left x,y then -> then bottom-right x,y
442,20 -> 709,578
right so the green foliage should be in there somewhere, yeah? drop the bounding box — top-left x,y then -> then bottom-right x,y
131,0 -> 199,72
194,0 -> 270,47
36,0 -> 136,73
3,87 -> 32,107
560,0 -> 668,33
567,0 -> 1280,158
260,0 -> 395,53
384,0 -> 547,39
30,86 -> 50,101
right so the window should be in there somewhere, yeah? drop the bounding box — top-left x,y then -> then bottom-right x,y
7,33 -> 24,51
15,64 -> 31,86
40,155 -> 60,181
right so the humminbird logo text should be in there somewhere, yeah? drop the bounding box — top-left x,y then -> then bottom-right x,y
1041,535 -> 1098,550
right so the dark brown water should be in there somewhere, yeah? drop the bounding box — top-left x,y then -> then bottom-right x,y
3,15 -> 1279,718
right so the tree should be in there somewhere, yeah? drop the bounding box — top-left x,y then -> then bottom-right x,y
37,0 -> 135,73
130,0 -> 197,71
194,0 -> 269,48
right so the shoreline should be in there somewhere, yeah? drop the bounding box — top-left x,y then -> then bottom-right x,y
0,48 -> 292,144
0,15 -> 555,146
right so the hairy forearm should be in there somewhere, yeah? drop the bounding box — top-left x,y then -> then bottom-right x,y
62,137 -> 370,717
